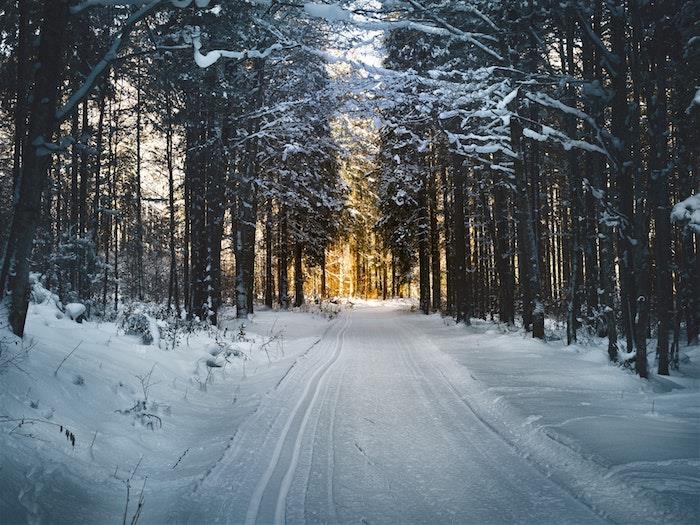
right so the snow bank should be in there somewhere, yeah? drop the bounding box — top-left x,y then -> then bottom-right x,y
0,300 -> 335,522
401,312 -> 700,524
64,303 -> 86,321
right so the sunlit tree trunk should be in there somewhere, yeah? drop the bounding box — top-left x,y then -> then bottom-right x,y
294,243 -> 304,307
278,205 -> 289,309
418,173 -> 431,314
441,164 -> 453,315
265,197 -> 274,308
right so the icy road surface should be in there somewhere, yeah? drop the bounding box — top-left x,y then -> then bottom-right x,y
187,305 -> 605,524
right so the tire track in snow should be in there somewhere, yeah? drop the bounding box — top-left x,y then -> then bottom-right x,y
392,323 -> 552,511
389,323 -> 532,515
396,319 -> 590,498
396,315 -> 671,525
245,311 -> 352,525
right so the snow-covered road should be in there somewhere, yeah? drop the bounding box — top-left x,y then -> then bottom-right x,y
189,305 -> 603,524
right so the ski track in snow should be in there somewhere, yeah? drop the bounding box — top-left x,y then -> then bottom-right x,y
187,311 -> 352,524
188,304 -> 679,524
260,312 -> 351,525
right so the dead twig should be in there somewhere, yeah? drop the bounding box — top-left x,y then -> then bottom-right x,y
123,456 -> 144,525
171,448 -> 190,469
54,341 -> 83,376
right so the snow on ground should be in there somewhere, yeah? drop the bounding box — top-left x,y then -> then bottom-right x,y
398,307 -> 700,524
0,298 -> 336,523
1,298 -> 698,524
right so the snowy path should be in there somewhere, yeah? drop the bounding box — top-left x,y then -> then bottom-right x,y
189,305 -> 604,524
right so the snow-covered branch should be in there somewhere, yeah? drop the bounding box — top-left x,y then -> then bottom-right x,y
522,125 -> 606,155
303,1 -> 503,61
186,27 -> 284,68
70,0 -> 210,14
56,0 -> 164,122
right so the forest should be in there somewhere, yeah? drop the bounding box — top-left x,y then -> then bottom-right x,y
0,1 -> 699,523
1,0 -> 698,373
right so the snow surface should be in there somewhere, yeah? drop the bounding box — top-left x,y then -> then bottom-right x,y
64,303 -> 86,321
0,301 -> 333,523
1,301 -> 698,523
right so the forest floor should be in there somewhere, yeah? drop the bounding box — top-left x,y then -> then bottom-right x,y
0,300 -> 698,524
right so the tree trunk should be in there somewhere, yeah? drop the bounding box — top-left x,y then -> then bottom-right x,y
5,0 -> 70,336
187,96 -> 208,321
648,23 -> 672,376
486,180 -> 515,324
166,96 -> 180,317
429,171 -> 441,311
321,250 -> 327,299
78,99 -> 90,298
265,197 -> 274,308
611,1 -> 637,356
69,106 -> 79,294
450,155 -> 469,324
581,14 -> 600,330
278,206 -> 289,309
102,94 -> 115,313
294,243 -> 304,307
511,94 -> 544,339
183,129 -> 191,315
565,19 -> 583,345
418,174 -> 431,314
441,164 -> 453,315
135,66 -> 144,301
205,67 -> 227,325
93,85 -> 107,250
12,0 -> 30,191
235,61 -> 264,318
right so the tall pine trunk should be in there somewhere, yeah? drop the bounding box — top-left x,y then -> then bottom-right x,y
265,198 -> 274,308
511,94 -> 544,339
565,19 -> 583,345
4,0 -> 70,336
166,97 -> 180,317
429,171 -> 441,311
649,20 -> 672,376
294,243 -> 304,307
418,173 -> 431,314
450,155 -> 469,324
278,206 -> 289,309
